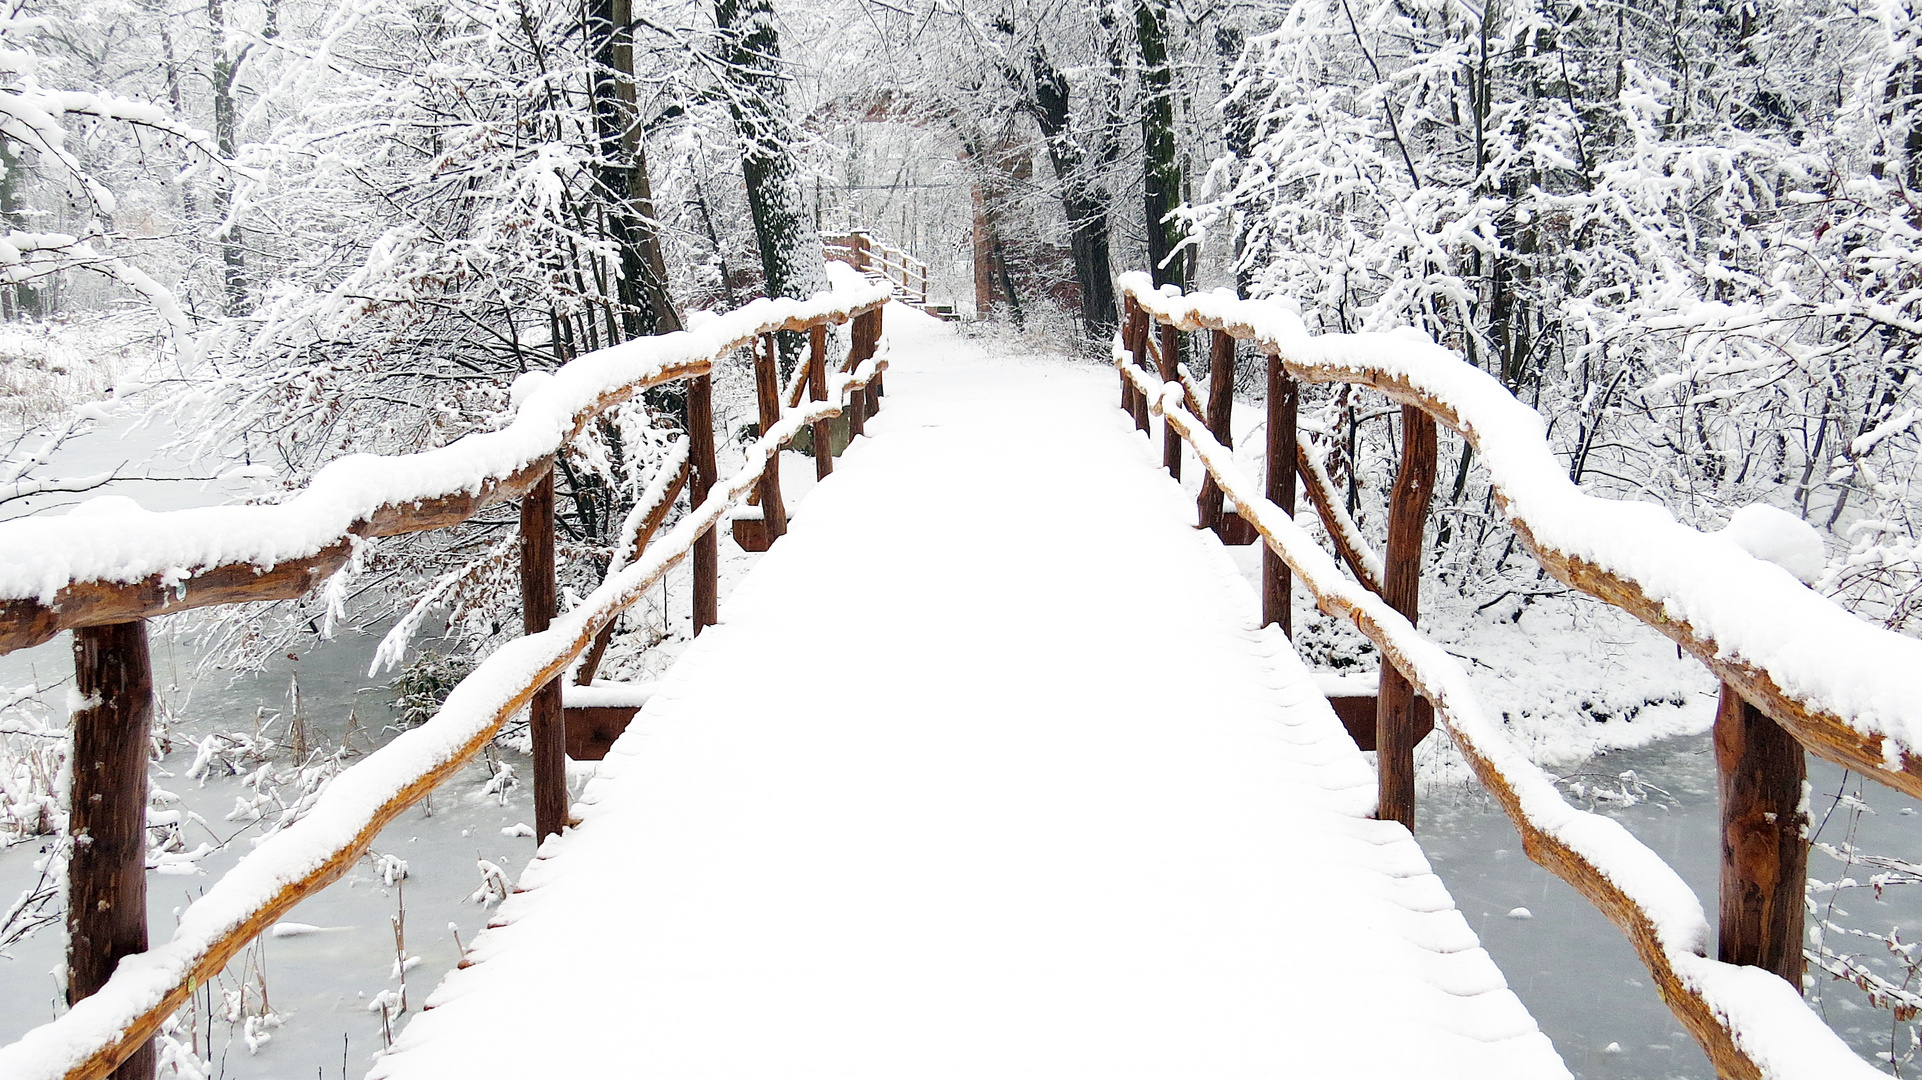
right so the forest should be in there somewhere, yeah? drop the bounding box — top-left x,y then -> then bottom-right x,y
2,0 -> 1922,1074
0,0 -> 1914,655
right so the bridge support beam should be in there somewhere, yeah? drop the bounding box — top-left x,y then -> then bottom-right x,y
1377,407 -> 1435,831
520,466 -> 566,841
1263,352 -> 1299,636
68,619 -> 157,1080
1716,684 -> 1808,986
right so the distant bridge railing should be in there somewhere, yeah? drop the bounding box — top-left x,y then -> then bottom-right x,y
0,280 -> 891,1080
824,230 -> 928,306
1116,272 -> 1917,1080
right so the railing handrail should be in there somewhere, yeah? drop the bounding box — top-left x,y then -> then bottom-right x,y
822,229 -> 927,305
0,287 -> 890,657
0,282 -> 892,1080
1116,272 -> 1891,1080
1117,273 -> 1922,800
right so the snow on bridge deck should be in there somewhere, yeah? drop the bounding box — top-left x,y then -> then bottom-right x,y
372,312 -> 1569,1079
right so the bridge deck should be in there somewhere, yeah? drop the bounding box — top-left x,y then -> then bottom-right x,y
372,313 -> 1568,1079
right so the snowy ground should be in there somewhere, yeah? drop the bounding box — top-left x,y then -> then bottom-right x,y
0,309 -> 1916,1078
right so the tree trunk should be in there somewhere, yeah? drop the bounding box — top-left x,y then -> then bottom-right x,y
1027,47 -> 1116,337
208,0 -> 246,317
1135,0 -> 1181,289
0,142 -> 42,318
970,178 -> 995,317
595,0 -> 682,338
714,0 -> 824,321
1216,25 -> 1258,299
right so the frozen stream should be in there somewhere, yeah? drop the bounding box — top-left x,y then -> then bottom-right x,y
0,398 -> 610,1078
1425,737 -> 1922,1080
0,619 -> 553,1078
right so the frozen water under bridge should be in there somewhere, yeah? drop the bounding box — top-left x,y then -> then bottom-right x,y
0,267 -> 1919,1080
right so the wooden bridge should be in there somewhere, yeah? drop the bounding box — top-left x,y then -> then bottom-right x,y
0,268 -> 1917,1079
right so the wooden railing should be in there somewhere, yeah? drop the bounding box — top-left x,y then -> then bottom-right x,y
1115,274 -> 1916,1080
824,231 -> 928,306
0,281 -> 892,1080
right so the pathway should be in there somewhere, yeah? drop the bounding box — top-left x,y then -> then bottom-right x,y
371,313 -> 1569,1079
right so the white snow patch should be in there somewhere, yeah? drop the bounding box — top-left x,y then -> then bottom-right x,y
1720,505 -> 1825,584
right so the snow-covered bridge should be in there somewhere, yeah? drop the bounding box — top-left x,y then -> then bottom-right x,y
367,313 -> 1564,1079
0,273 -> 1917,1080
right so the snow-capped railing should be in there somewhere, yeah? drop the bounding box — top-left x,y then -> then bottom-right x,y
824,230 -> 929,306
0,287 -> 886,653
1116,273 -> 1905,1080
0,280 -> 891,1080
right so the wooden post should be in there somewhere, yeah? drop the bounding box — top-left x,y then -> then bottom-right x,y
69,620 -> 156,1080
1157,323 -> 1181,479
519,468 -> 565,841
849,231 -> 871,272
808,323 -> 833,480
1122,305 -> 1137,430
868,306 -> 885,413
689,373 -> 719,634
1197,330 -> 1235,531
1716,684 -> 1808,985
845,312 -> 877,435
1119,298 -> 1141,417
753,334 -> 788,540
845,371 -> 866,439
1264,353 -> 1299,635
859,312 -> 874,419
1376,406 -> 1436,831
